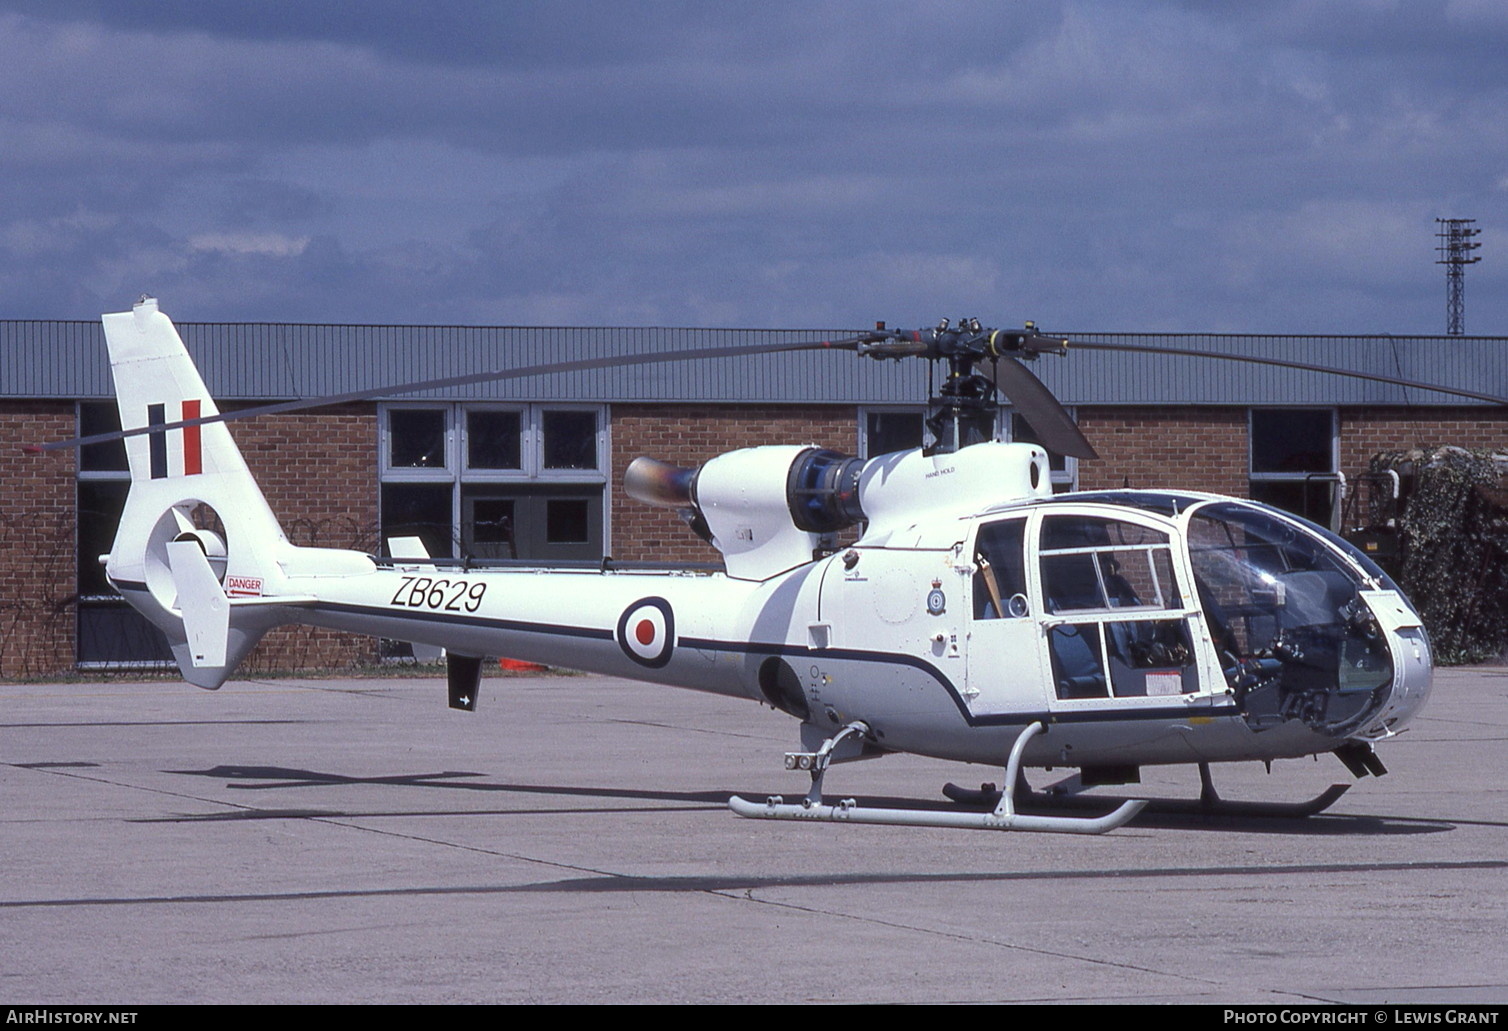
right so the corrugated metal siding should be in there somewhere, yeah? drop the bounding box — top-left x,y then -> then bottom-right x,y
3,319 -> 1504,406
1,320 -> 112,398
1057,332 -> 1508,406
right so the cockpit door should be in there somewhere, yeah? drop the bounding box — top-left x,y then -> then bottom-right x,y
964,516 -> 1049,716
1034,510 -> 1215,712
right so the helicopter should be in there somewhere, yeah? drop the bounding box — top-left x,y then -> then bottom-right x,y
38,297 -> 1462,834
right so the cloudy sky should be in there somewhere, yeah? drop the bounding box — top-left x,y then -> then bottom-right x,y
1,1 -> 1505,334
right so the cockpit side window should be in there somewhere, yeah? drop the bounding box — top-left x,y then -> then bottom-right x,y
974,517 -> 1028,618
1039,515 -> 1181,614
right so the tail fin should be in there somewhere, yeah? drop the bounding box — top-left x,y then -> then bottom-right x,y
104,297 -> 288,688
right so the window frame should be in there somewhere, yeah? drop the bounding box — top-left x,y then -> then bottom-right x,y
378,401 -> 609,561
855,404 -> 1079,491
1247,406 -> 1340,530
380,403 -> 455,481
533,403 -> 608,482
857,406 -> 933,459
459,403 -> 529,478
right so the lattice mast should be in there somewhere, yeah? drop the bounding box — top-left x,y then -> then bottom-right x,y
1436,218 -> 1482,336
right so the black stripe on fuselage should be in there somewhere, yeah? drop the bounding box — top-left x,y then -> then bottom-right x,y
314,600 -> 615,642
678,636 -> 1233,727
110,584 -> 1235,729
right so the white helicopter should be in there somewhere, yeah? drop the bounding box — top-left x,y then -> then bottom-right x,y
42,297 -> 1451,834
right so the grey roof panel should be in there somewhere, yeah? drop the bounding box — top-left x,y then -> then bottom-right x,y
1059,332 -> 1508,406
2,320 -> 1504,407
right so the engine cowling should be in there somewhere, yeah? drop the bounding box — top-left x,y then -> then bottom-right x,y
624,440 -> 1052,579
626,446 -> 864,580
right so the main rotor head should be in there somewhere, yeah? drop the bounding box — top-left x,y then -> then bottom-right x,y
848,317 -> 1093,459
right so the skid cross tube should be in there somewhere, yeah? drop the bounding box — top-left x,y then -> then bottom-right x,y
729,721 -> 1147,835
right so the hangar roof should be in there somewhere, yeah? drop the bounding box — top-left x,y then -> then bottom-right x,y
3,319 -> 1505,407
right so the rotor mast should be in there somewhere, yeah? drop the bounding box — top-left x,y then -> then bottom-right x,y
925,318 -> 1002,454
855,317 -> 1078,457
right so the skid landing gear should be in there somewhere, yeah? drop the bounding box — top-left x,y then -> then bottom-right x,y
729,721 -> 1146,834
942,761 -> 1350,819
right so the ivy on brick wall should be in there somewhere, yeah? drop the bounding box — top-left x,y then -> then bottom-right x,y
1374,448 -> 1508,665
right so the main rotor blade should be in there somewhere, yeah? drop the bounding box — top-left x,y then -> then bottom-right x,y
986,356 -> 1100,460
32,335 -> 868,453
1067,341 -> 1508,406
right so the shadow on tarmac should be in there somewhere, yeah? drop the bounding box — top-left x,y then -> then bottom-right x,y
157,762 -> 1460,836
10,858 -> 1508,911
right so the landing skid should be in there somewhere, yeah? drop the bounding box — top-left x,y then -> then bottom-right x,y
729,721 -> 1146,835
941,762 -> 1351,820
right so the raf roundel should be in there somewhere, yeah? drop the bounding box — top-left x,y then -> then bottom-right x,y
617,597 -> 676,668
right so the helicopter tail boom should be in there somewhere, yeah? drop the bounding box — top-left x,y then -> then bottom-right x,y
101,297 -> 334,687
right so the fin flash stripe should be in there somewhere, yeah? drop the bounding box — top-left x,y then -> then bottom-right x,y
148,400 -> 203,479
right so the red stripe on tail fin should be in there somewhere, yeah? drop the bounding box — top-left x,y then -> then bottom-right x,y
182,399 -> 202,476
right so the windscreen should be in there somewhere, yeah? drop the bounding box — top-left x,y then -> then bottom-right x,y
1186,501 -> 1392,733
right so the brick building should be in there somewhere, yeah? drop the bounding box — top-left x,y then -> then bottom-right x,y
3,318 -> 1506,678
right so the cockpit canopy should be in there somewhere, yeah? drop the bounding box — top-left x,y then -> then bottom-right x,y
1003,492 -> 1402,734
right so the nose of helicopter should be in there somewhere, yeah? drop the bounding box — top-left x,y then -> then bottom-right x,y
1183,499 -> 1435,744
1351,592 -> 1433,741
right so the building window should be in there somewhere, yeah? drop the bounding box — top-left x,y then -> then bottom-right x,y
541,409 -> 598,471
1248,408 -> 1338,528
860,408 -> 930,458
465,409 -> 522,470
379,402 -> 607,562
858,406 -> 1078,491
75,402 -> 173,668
387,408 -> 449,468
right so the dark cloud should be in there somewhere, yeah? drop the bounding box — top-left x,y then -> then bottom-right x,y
0,1 -> 1054,72
0,2 -> 1503,333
